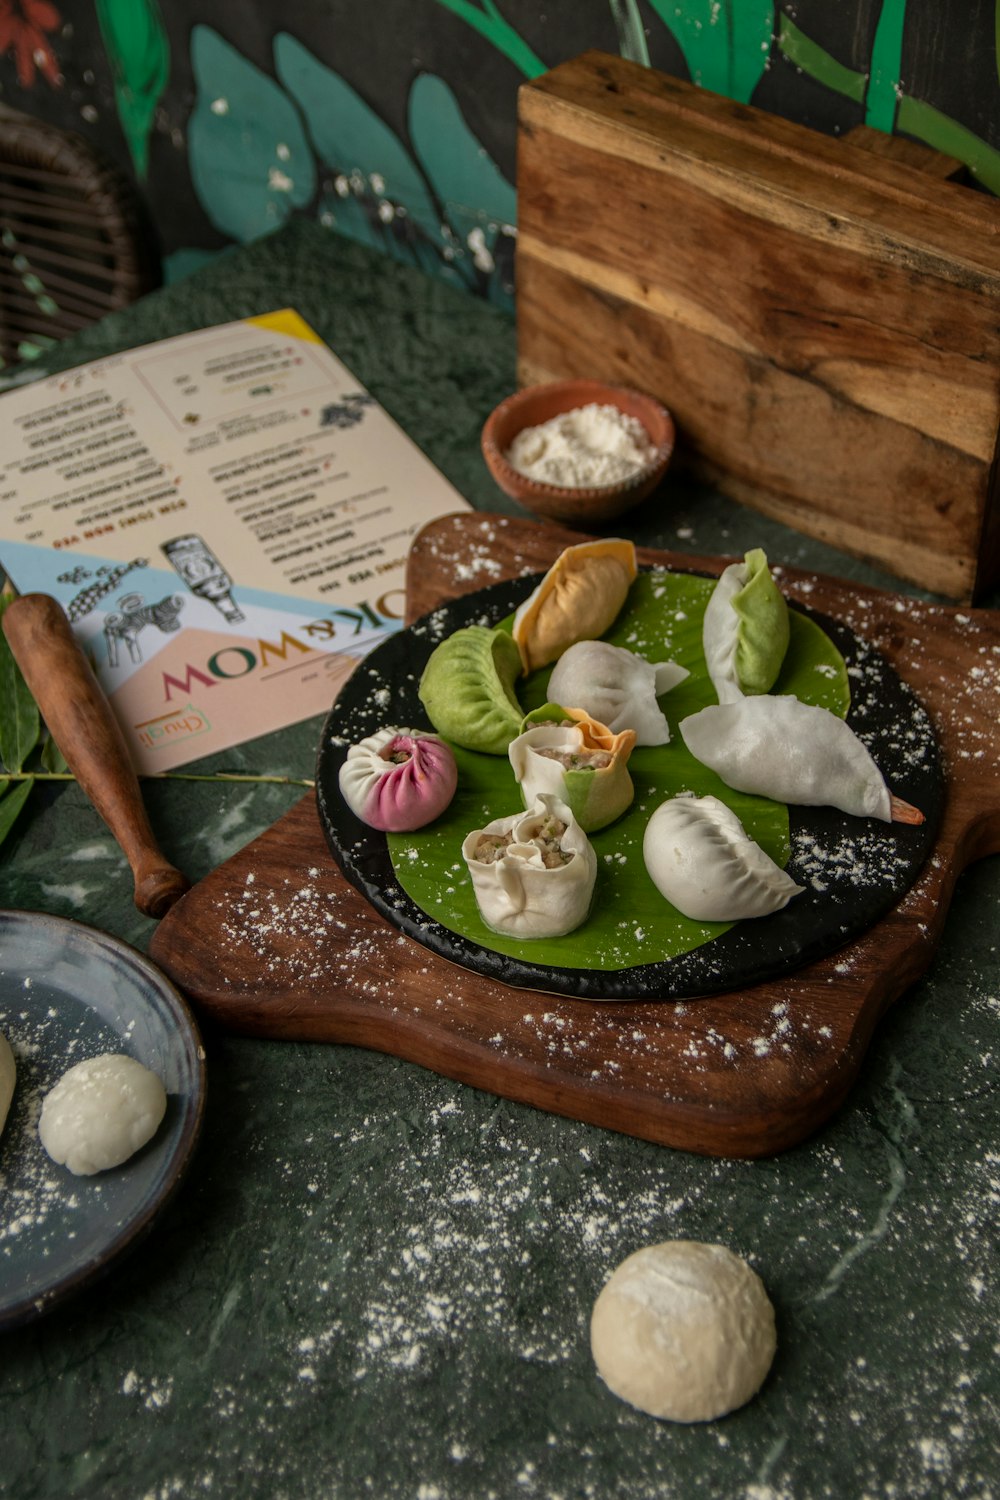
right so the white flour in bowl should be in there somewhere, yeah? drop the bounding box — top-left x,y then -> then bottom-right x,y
505,403 -> 657,488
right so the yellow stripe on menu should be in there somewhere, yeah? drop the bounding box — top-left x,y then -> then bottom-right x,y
246,308 -> 324,343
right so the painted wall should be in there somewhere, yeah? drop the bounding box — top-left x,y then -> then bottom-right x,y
1,1 -> 997,318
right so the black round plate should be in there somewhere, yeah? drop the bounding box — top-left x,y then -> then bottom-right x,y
315,572 -> 943,1000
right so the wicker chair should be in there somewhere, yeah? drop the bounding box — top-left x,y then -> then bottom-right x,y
0,105 -> 160,367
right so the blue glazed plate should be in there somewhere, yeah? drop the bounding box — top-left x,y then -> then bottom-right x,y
0,911 -> 205,1330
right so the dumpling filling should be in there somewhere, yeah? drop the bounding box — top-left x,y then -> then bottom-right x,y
462,794 -> 597,938
473,812 -> 572,869
508,707 -> 636,831
534,745 -> 613,771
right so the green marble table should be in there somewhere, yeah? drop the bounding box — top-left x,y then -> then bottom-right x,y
2,217 -> 998,1500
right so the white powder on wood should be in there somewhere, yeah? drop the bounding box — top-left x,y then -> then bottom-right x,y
504,403 -> 657,488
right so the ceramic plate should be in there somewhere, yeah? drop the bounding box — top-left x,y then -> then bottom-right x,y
0,912 -> 205,1330
316,570 -> 944,1000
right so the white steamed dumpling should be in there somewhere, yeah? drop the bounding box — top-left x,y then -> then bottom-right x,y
547,640 -> 688,746
643,794 -> 803,922
680,695 -> 893,820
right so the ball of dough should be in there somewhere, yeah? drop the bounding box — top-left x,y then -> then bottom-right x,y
38,1053 -> 167,1176
0,1031 -> 15,1139
590,1240 -> 776,1422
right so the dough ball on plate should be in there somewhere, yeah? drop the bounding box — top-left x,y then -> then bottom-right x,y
38,1053 -> 167,1176
590,1240 -> 776,1422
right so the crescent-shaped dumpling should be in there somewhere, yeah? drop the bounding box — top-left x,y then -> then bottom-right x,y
547,639 -> 688,746
642,795 -> 803,922
417,625 -> 523,755
702,549 -> 789,704
680,696 -> 892,820
512,538 -> 637,673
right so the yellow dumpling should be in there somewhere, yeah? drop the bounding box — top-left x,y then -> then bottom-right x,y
512,539 -> 638,673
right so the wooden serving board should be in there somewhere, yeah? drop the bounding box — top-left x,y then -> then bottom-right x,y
149,514 -> 1000,1157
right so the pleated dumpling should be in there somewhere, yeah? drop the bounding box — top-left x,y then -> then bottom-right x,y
680,696 -> 901,820
547,639 -> 688,746
462,793 -> 597,938
338,727 -> 458,831
418,625 -> 523,755
702,549 -> 790,703
643,794 -> 803,922
512,538 -> 637,673
508,705 -> 636,832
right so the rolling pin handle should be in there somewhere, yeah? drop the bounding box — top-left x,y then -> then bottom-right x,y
2,593 -> 190,918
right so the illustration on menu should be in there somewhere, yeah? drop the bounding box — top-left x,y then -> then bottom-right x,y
0,310 -> 469,772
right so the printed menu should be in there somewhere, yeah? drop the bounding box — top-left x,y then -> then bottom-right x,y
0,310 -> 470,772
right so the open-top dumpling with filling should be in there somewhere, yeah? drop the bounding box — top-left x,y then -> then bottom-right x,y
512,538 -> 638,673
680,696 -> 923,823
462,793 -> 598,938
702,548 -> 790,704
547,639 -> 688,746
418,625 -> 523,755
643,794 -> 803,922
509,703 -> 637,832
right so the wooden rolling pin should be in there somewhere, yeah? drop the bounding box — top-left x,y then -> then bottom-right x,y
3,593 -> 190,917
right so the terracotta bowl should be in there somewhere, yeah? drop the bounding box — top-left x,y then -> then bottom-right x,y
481,378 -> 675,524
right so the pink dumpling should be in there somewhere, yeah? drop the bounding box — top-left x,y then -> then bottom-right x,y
338,727 -> 458,832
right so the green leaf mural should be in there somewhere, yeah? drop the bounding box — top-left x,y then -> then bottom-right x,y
110,1 -> 1000,315
272,32 -> 515,301
777,14 -> 867,104
408,74 -> 517,305
430,0 -> 545,77
775,12 -> 1000,191
95,0 -> 169,180
867,0 -> 907,132
897,94 -> 1000,193
647,0 -> 775,101
275,33 -> 442,245
188,26 -> 316,243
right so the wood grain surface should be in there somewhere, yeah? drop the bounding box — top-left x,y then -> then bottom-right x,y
514,51 -> 1000,602
2,594 -> 190,917
149,513 -> 1000,1157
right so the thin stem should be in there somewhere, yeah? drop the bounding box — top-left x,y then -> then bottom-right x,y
0,770 -> 315,788
609,0 -> 651,66
866,0 -> 906,132
432,0 -> 546,77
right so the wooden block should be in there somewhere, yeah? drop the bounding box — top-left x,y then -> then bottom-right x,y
515,51 -> 1000,601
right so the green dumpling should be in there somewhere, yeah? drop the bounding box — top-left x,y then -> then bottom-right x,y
418,626 -> 523,754
702,548 -> 789,702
